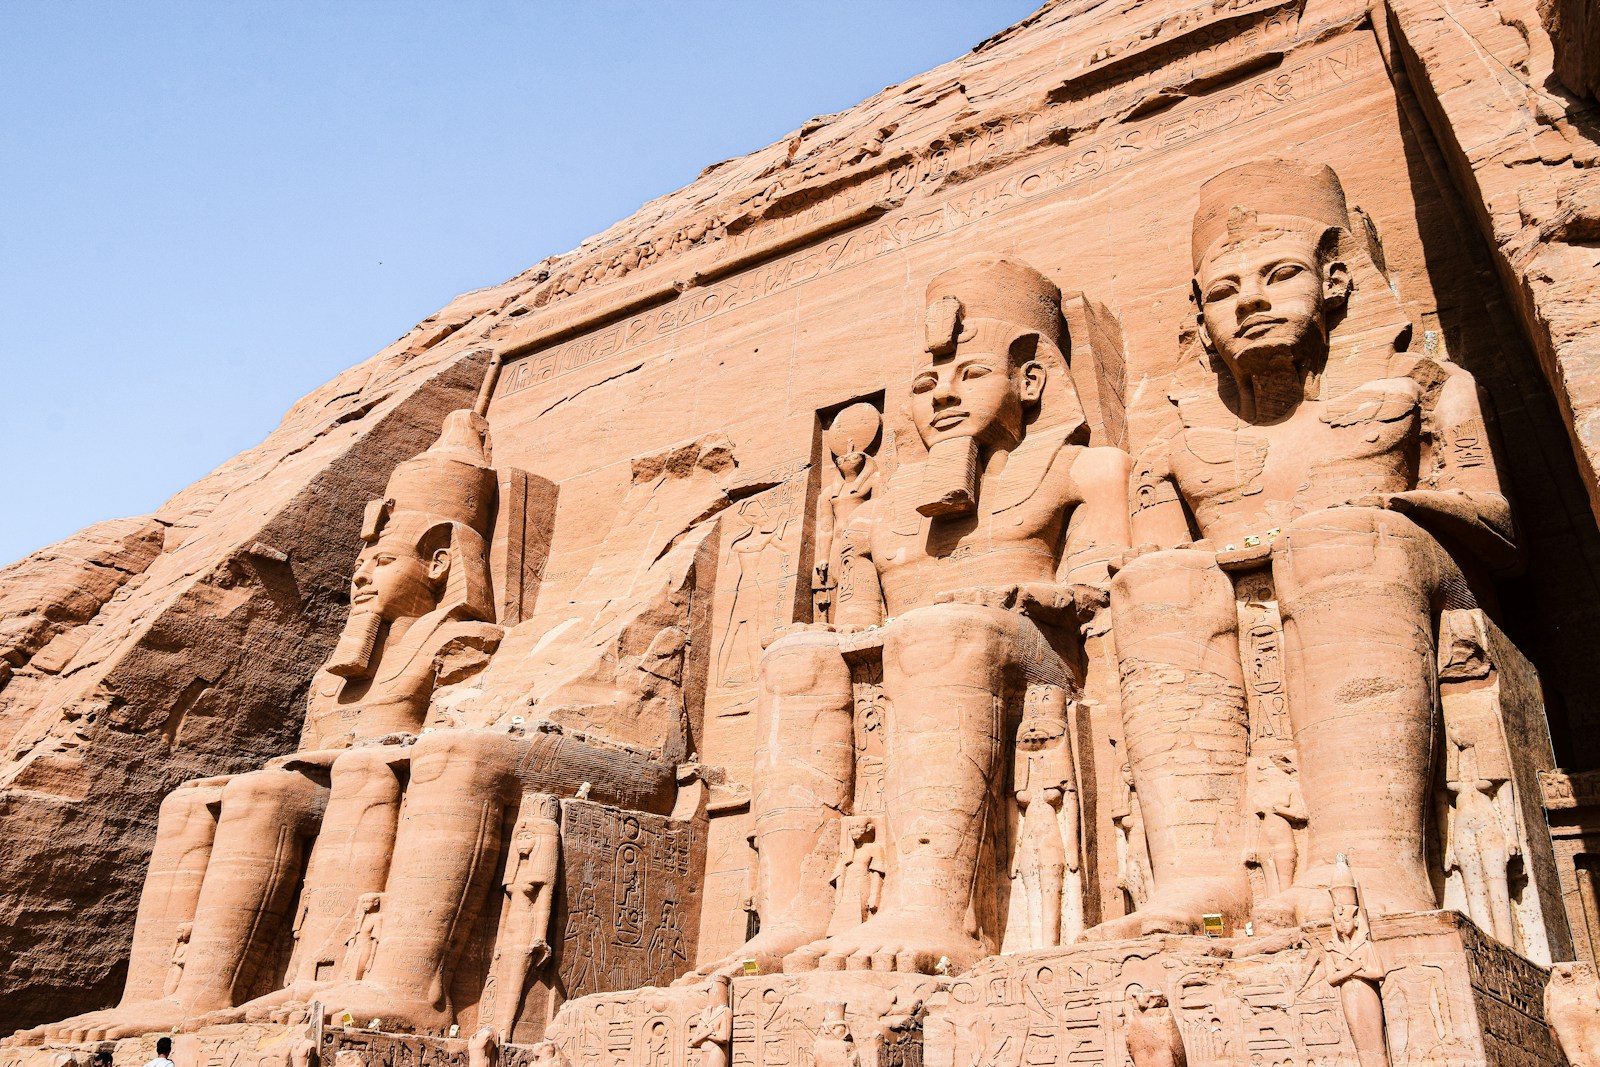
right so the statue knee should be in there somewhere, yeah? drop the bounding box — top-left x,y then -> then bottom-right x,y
886,603 -> 1013,678
329,746 -> 406,795
219,767 -> 324,831
1111,549 -> 1233,634
1277,508 -> 1431,597
758,632 -> 847,700
409,729 -> 519,794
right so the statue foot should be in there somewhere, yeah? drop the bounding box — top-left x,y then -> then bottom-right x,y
27,1000 -> 185,1042
673,923 -> 820,983
783,911 -> 987,976
1083,878 -> 1244,941
317,983 -> 452,1035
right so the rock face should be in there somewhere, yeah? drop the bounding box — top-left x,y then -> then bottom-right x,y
5,0 -> 1600,1062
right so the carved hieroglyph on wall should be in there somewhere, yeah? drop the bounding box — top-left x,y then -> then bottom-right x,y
550,800 -> 703,1008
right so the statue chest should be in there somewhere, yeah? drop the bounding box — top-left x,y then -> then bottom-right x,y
1171,389 -> 1420,539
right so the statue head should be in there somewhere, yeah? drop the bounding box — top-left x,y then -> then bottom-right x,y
1019,685 -> 1069,750
913,255 -> 1063,453
841,815 -> 876,848
358,892 -> 381,913
325,409 -> 497,679
1190,161 -> 1354,386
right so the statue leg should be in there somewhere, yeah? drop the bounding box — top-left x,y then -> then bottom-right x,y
1088,549 -> 1249,939
791,603 -> 1013,974
30,779 -> 227,1042
193,746 -> 407,1025
692,629 -> 853,977
316,729 -> 520,1031
73,765 -> 328,1038
1275,507 -> 1442,917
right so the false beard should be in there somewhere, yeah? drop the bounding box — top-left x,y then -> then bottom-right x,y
324,610 -> 382,679
916,436 -> 981,517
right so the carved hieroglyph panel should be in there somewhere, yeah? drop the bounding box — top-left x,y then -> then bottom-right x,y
555,800 -> 704,1001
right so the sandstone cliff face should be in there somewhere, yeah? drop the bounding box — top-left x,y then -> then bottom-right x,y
5,0 -> 1600,1032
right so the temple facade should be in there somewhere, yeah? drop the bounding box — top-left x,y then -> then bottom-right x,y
6,0 -> 1600,1064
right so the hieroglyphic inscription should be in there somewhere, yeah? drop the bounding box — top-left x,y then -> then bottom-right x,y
495,38 -> 1368,400
319,1030 -> 468,1067
556,800 -> 704,1001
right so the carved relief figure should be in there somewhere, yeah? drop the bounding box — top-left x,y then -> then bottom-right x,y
697,255 -> 1130,977
341,893 -> 382,981
488,793 -> 560,1037
1123,984 -> 1187,1067
717,499 -> 795,686
813,1001 -> 860,1067
162,923 -> 191,998
1439,696 -> 1519,944
1243,752 -> 1306,901
827,817 -> 886,936
1098,161 -> 1517,937
1324,859 -> 1391,1067
1010,685 -> 1083,948
1111,750 -> 1152,913
813,404 -> 882,624
686,975 -> 733,1067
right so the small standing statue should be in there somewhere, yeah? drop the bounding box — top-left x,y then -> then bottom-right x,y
1440,707 -> 1518,944
341,894 -> 382,981
1011,685 -> 1083,947
814,1001 -> 860,1067
1123,984 -> 1187,1067
812,403 -> 882,624
1325,857 -> 1391,1067
163,923 -> 192,998
1111,748 -> 1152,913
490,793 -> 561,1037
687,974 -> 733,1067
1243,752 -> 1307,902
827,817 -> 886,936
1546,963 -> 1600,1067
467,1027 -> 497,1067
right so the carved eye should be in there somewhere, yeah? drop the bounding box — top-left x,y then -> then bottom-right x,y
1266,262 -> 1305,284
960,364 -> 991,381
911,373 -> 937,394
1204,282 -> 1238,304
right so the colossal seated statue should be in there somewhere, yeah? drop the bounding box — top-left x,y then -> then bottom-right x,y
21,391 -> 687,1041
1093,160 -> 1523,938
697,255 -> 1131,977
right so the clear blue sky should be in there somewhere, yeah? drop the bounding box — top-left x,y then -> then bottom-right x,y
0,1 -> 1038,565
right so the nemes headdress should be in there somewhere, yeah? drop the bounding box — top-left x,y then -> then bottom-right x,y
923,254 -> 1067,362
364,409 -> 497,622
1191,160 -> 1351,272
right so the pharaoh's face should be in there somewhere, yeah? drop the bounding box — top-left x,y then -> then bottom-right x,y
349,533 -> 445,622
1195,228 -> 1347,378
1332,904 -> 1358,938
910,340 -> 1043,451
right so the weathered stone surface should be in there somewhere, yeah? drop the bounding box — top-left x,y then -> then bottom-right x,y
5,0 -> 1600,1062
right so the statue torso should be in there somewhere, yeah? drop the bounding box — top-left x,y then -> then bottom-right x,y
867,431 -> 1080,615
1167,372 -> 1421,546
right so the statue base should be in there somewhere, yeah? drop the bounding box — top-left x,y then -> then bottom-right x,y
0,914 -> 1561,1067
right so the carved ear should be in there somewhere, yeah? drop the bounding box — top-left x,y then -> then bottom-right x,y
1017,356 -> 1047,405
428,546 -> 453,583
926,296 -> 963,356
1323,260 -> 1351,310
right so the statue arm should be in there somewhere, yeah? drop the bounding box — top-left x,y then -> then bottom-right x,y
1062,446 -> 1133,588
1372,364 -> 1516,572
1127,439 -> 1191,550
